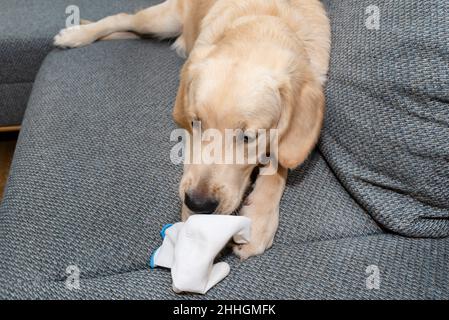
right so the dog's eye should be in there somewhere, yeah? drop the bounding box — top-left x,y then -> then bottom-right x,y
191,119 -> 201,128
243,134 -> 255,143
237,130 -> 255,143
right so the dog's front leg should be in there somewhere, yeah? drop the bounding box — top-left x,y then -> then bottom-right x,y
233,166 -> 288,260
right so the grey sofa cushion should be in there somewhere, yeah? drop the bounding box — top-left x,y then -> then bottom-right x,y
0,0 -> 158,126
1,39 -> 447,299
320,0 -> 449,237
0,39 -> 389,299
0,83 -> 33,126
2,235 -> 448,299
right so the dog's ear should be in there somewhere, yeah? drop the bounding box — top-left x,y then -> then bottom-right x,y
277,75 -> 324,169
173,45 -> 215,131
173,63 -> 192,131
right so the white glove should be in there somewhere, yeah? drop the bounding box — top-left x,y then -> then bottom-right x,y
150,215 -> 251,294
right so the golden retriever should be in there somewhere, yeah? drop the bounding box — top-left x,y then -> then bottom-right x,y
54,0 -> 330,260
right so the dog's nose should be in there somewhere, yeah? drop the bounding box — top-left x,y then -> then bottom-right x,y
184,192 -> 219,214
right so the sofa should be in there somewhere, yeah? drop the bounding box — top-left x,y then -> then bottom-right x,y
0,0 -> 448,299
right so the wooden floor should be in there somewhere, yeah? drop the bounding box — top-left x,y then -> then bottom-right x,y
0,132 -> 18,199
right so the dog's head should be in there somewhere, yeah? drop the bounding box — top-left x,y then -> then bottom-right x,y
173,40 -> 324,217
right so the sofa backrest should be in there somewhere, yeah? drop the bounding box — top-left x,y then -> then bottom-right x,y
320,0 -> 449,237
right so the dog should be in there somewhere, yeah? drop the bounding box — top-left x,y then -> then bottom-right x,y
54,0 -> 330,260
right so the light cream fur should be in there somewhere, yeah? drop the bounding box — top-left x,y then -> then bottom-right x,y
54,0 -> 330,260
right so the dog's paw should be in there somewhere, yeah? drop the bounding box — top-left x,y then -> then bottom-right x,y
54,25 -> 96,48
232,202 -> 277,260
232,241 -> 269,261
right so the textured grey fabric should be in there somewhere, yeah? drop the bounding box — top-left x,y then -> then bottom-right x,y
0,83 -> 33,125
0,0 -> 160,125
2,235 -> 448,300
320,0 -> 449,237
1,40 -> 185,287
